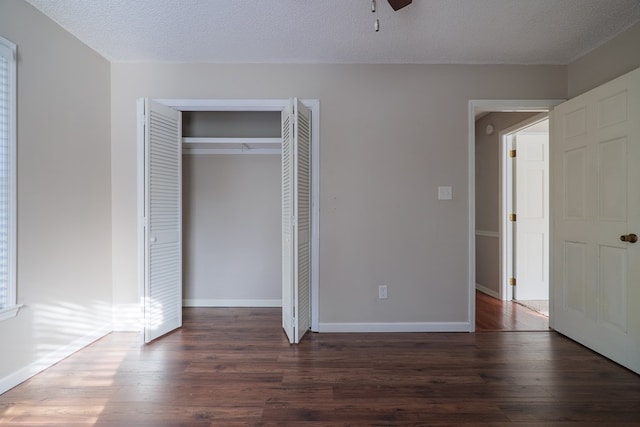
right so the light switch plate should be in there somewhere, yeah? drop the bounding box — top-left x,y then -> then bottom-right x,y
438,186 -> 452,200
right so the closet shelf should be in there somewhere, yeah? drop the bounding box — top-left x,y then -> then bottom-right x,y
182,137 -> 282,155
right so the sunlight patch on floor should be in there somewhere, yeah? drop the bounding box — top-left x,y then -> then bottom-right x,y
515,299 -> 549,317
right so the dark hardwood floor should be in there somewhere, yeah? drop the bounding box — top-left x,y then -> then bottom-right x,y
1,306 -> 639,426
475,291 -> 549,331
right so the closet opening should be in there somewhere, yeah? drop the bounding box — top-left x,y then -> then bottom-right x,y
182,110 -> 283,308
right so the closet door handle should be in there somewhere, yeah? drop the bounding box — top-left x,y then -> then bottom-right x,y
620,233 -> 638,243
150,236 -> 157,243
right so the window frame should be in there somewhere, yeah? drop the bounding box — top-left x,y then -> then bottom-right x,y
0,35 -> 19,321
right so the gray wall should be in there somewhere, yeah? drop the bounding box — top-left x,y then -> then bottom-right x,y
0,0 -> 111,383
474,112 -> 538,296
183,154 -> 281,304
568,22 -> 640,97
111,63 -> 566,327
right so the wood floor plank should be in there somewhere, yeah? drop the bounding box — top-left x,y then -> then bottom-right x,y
1,306 -> 639,425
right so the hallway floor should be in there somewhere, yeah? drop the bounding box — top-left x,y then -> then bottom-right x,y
515,299 -> 549,317
476,291 -> 549,331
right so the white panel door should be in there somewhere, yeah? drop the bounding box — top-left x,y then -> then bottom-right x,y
514,133 -> 549,301
282,98 -> 312,344
552,67 -> 640,373
142,99 -> 183,343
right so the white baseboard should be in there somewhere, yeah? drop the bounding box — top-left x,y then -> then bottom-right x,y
476,284 -> 500,299
0,324 -> 111,395
183,299 -> 282,307
113,303 -> 142,331
318,321 -> 471,333
475,230 -> 499,238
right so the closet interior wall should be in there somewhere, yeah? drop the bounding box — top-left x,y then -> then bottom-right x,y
182,111 -> 283,307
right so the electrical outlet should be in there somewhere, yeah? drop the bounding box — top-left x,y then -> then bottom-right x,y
438,186 -> 452,200
378,285 -> 388,299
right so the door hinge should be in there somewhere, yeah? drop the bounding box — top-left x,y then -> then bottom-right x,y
509,213 -> 517,222
509,149 -> 516,158
509,277 -> 517,286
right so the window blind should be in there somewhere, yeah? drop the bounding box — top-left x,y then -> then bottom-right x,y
0,55 -> 8,308
0,39 -> 14,310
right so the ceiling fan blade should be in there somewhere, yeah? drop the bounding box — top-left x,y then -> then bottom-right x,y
387,0 -> 412,11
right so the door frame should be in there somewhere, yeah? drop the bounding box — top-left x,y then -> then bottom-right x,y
137,98 -> 321,332
499,113 -> 549,302
467,100 -> 563,332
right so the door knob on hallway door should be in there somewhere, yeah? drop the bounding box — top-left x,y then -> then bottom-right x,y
620,233 -> 638,243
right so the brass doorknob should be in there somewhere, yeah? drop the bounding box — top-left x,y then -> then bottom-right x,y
620,233 -> 638,243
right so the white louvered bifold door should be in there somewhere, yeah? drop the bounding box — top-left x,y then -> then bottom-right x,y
143,99 -> 183,343
282,99 -> 311,344
293,99 -> 312,343
282,98 -> 312,344
281,101 -> 295,343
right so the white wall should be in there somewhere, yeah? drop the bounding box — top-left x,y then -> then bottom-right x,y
111,63 -> 566,329
0,0 -> 111,389
183,154 -> 281,305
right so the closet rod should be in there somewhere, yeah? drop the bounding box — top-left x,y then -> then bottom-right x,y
182,137 -> 282,145
183,148 -> 281,155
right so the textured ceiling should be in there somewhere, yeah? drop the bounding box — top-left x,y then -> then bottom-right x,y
25,0 -> 640,64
